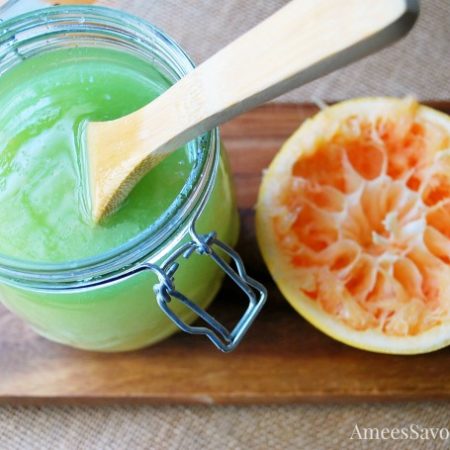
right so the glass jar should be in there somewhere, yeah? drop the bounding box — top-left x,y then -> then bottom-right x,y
0,6 -> 266,352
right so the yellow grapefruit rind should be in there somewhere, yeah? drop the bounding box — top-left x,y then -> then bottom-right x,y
256,97 -> 450,354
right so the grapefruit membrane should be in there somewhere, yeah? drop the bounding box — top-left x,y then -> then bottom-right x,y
256,98 -> 450,354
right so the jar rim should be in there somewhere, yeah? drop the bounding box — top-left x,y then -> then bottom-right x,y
0,5 -> 220,288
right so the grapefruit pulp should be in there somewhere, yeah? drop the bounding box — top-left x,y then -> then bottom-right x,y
256,98 -> 450,354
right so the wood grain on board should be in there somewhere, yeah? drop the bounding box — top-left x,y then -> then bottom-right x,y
1,103 -> 450,404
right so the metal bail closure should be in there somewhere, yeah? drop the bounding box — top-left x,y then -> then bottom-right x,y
144,229 -> 267,352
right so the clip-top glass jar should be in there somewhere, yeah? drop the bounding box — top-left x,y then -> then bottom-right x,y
0,6 -> 266,352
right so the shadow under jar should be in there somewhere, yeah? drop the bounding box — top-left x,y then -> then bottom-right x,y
0,6 -> 266,352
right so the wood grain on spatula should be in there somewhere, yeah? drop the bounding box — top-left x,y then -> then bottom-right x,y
87,0 -> 418,223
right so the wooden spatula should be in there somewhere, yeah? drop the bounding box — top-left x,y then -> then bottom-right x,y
87,0 -> 418,223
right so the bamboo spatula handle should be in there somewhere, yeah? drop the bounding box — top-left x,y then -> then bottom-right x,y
88,0 -> 418,222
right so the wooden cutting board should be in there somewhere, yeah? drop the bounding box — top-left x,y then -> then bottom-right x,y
1,103 -> 450,404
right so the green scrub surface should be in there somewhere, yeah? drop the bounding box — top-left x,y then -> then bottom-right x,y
0,44 -> 239,351
0,47 -> 192,262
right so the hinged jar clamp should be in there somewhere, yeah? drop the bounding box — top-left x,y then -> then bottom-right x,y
145,221 -> 267,352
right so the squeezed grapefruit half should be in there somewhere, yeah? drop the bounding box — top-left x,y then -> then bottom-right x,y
256,98 -> 450,354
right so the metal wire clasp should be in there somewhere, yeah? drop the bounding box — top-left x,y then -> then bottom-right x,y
143,227 -> 267,352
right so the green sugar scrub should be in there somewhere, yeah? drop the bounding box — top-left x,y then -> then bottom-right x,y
0,19 -> 239,351
0,47 -> 194,262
